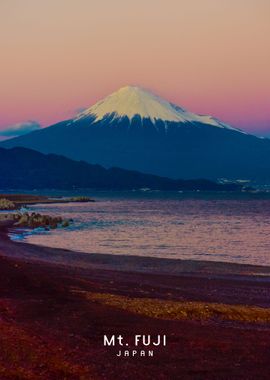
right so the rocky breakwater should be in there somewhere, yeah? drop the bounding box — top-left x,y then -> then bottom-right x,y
0,198 -> 16,210
13,212 -> 72,230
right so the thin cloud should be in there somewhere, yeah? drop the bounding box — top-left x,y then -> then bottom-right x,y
0,121 -> 41,139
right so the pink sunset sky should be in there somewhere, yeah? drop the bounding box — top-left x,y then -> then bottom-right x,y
0,0 -> 269,136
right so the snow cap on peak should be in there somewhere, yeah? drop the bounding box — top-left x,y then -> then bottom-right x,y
77,85 -> 188,123
75,85 -> 243,132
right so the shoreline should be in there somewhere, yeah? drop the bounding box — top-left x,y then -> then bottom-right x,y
1,222 -> 270,378
3,193 -> 270,279
1,223 -> 270,305
2,222 -> 270,280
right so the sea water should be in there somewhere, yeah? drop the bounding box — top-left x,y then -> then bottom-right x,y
9,191 -> 270,266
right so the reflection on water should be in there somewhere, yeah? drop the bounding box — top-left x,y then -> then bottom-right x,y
11,197 -> 270,265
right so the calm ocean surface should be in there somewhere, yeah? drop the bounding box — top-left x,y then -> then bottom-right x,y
9,191 -> 270,266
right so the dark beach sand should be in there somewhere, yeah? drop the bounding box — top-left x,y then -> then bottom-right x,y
0,224 -> 270,379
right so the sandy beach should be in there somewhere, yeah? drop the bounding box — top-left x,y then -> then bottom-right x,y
0,221 -> 270,380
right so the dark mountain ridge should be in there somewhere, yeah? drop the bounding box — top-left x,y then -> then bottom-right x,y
0,147 -> 241,191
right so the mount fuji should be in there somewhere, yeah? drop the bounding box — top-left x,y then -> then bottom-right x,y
2,85 -> 270,183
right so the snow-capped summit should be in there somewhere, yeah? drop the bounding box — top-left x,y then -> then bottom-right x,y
74,85 -> 241,132
76,85 -> 185,123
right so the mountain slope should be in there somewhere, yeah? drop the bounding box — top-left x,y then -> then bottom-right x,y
2,86 -> 270,183
0,147 -> 241,191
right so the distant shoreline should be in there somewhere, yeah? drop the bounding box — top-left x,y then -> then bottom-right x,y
0,193 -> 95,210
